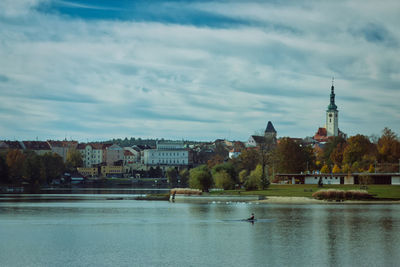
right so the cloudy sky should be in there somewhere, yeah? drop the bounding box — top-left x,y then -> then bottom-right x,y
1,0 -> 399,142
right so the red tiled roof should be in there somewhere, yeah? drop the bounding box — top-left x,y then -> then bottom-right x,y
314,127 -> 329,142
22,141 -> 51,150
0,141 -> 23,149
47,140 -> 78,148
124,150 -> 134,156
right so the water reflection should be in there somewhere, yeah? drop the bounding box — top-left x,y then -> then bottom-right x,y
0,199 -> 399,266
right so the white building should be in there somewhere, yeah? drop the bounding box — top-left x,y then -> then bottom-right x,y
78,143 -> 104,168
143,141 -> 190,170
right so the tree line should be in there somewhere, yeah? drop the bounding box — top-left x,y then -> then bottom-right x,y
178,127 -> 400,192
0,149 -> 83,186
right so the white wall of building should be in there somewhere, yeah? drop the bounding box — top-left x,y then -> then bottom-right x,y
305,176 -> 341,185
143,149 -> 189,166
392,176 -> 400,185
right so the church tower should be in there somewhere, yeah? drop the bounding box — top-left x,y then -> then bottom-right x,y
326,79 -> 338,137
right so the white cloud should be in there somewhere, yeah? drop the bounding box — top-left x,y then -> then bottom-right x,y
0,1 -> 399,141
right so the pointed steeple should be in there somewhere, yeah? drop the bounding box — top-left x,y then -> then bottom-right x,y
327,77 -> 337,111
265,121 -> 276,134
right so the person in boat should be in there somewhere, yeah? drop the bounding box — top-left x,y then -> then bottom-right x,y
247,213 -> 255,221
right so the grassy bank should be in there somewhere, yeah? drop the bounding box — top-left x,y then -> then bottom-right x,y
212,185 -> 400,200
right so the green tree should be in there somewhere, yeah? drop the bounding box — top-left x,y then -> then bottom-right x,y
238,169 -> 248,185
66,149 -> 83,172
212,162 -> 237,184
189,165 -> 213,192
6,149 -> 25,183
166,167 -> 178,187
213,170 -> 235,190
178,169 -> 189,188
244,164 -> 263,190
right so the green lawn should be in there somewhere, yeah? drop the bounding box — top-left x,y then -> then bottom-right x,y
214,184 -> 400,200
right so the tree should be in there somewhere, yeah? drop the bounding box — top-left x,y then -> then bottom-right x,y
207,154 -> 224,169
178,169 -> 189,188
213,170 -> 235,190
41,153 -> 65,184
351,161 -> 361,172
6,149 -> 25,183
238,169 -> 248,185
343,134 -> 374,166
237,149 -> 259,173
320,164 -> 330,173
342,163 -> 351,173
273,138 -> 315,173
332,164 -> 341,173
0,155 -> 9,184
244,164 -> 263,190
368,164 -> 375,173
377,127 -> 400,164
23,152 -> 46,185
330,143 -> 346,167
66,149 -> 83,172
189,165 -> 213,192
212,162 -> 237,184
166,167 -> 178,187
323,136 -> 347,166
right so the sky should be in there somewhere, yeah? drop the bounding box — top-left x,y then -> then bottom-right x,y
0,0 -> 399,142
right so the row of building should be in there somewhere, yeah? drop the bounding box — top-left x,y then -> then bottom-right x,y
0,139 -> 196,177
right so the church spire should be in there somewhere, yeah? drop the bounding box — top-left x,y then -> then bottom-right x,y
328,77 -> 337,111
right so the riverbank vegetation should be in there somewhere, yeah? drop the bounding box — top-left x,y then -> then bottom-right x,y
211,184 -> 400,200
312,189 -> 372,200
174,127 -> 400,193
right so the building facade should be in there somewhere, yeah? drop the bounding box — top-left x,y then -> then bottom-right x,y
78,143 -> 105,168
143,141 -> 190,169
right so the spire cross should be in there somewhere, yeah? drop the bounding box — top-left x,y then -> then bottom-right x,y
332,77 -> 334,87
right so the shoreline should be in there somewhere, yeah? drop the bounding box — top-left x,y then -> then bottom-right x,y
255,196 -> 400,204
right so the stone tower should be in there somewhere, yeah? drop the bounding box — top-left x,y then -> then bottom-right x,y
326,80 -> 338,137
264,121 -> 277,144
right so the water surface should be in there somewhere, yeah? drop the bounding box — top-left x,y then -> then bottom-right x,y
0,196 -> 399,266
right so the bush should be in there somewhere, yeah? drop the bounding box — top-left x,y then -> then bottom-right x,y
312,189 -> 372,200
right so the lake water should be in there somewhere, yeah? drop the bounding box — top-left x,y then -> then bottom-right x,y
1,196 -> 400,266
